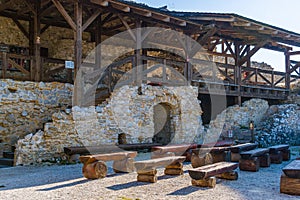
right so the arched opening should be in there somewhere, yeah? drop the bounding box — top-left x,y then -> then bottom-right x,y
152,103 -> 174,145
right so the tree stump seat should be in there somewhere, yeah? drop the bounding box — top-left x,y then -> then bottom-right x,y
134,156 -> 186,183
188,162 -> 239,188
239,148 -> 270,171
269,144 -> 290,163
229,143 -> 257,162
151,144 -> 197,161
280,160 -> 300,195
79,151 -> 137,179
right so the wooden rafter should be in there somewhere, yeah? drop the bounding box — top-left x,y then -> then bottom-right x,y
12,17 -> 29,39
118,14 -> 136,41
238,40 -> 269,66
82,9 -> 101,31
51,0 -> 76,30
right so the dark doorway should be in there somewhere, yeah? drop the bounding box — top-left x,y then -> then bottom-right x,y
152,103 -> 173,145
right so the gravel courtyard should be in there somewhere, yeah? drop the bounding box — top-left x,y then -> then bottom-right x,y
1,148 -> 300,200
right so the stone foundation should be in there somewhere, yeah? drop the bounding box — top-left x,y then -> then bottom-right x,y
15,85 -> 204,165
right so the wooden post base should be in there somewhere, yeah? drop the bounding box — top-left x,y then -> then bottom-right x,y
191,177 -> 216,188
211,152 -> 227,163
259,153 -> 271,167
216,171 -> 238,180
239,157 -> 260,172
280,173 -> 300,195
137,168 -> 158,183
164,162 -> 183,175
282,149 -> 290,161
270,151 -> 283,164
191,153 -> 213,168
82,161 -> 107,179
230,152 -> 241,162
113,158 -> 135,173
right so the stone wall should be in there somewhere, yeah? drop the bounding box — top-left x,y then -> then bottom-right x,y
0,79 -> 73,153
15,85 -> 204,165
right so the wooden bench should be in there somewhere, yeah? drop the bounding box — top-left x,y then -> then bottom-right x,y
151,144 -> 197,161
79,151 -> 137,179
229,143 -> 257,162
191,146 -> 231,168
280,160 -> 300,195
134,156 -> 186,183
269,144 -> 290,164
239,148 -> 270,171
188,162 -> 239,188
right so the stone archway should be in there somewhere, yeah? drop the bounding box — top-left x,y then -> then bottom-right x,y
153,103 -> 174,145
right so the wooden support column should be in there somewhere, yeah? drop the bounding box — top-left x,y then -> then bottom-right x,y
234,42 -> 242,106
285,51 -> 291,92
33,1 -> 41,82
73,1 -> 83,105
135,20 -> 142,86
2,52 -> 7,79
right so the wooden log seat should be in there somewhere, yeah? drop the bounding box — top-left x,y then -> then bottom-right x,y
229,143 -> 257,162
188,162 -> 239,188
280,160 -> 300,195
191,147 -> 230,167
269,144 -> 290,163
134,156 -> 186,183
79,151 -> 137,179
151,144 -> 197,161
239,148 -> 270,171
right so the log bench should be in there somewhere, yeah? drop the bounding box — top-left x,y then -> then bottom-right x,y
229,143 -> 257,162
151,144 -> 197,161
79,151 -> 137,179
280,160 -> 300,195
239,148 -> 270,171
269,144 -> 290,164
134,156 -> 186,183
191,147 -> 231,168
188,162 -> 239,188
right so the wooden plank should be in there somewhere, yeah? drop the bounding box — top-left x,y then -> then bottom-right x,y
230,143 -> 257,153
8,58 -> 30,75
269,144 -> 289,154
283,160 -> 300,178
79,151 -> 137,164
152,144 -> 197,154
134,156 -> 186,171
188,162 -> 238,180
12,18 -> 29,39
82,9 -> 102,31
240,148 -> 269,159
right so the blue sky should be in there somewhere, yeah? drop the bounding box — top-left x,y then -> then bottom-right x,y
133,0 -> 300,71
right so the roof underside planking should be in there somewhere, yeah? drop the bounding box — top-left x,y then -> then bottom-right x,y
0,0 -> 299,53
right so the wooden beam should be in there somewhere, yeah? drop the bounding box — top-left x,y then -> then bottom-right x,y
23,0 -> 36,15
12,17 -> 29,40
51,0 -> 76,30
33,0 -> 41,81
132,8 -> 152,17
41,24 -> 50,34
40,3 -> 55,18
90,0 -> 109,7
152,13 -> 170,22
118,14 -> 136,41
74,0 -> 83,77
101,13 -> 114,25
0,0 -> 15,13
238,41 -> 268,66
82,9 -> 102,31
111,2 -> 130,12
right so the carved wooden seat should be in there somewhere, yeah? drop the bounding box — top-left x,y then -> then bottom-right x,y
188,162 -> 239,188
280,160 -> 300,195
134,156 -> 186,183
151,144 -> 197,161
229,143 -> 257,162
79,151 -> 137,179
239,148 -> 270,171
269,144 -> 290,163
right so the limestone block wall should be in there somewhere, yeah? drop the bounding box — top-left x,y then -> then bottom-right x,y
15,85 -> 204,165
0,79 -> 73,149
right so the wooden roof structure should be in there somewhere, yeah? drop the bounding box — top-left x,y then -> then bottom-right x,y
0,0 -> 300,104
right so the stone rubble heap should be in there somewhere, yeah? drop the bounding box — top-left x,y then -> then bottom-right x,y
256,104 -> 300,147
204,99 -> 269,143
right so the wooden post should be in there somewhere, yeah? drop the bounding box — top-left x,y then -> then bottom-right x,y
235,42 -> 241,106
285,51 -> 291,92
73,1 -> 83,105
135,20 -> 142,86
33,1 -> 41,82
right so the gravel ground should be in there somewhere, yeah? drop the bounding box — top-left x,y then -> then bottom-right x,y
1,148 -> 300,200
